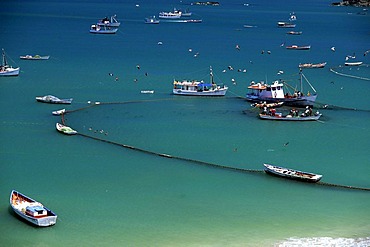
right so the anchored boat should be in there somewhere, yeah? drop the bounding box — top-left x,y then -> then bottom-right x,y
0,49 -> 20,76
263,164 -> 322,183
173,66 -> 228,96
246,70 -> 317,107
10,190 -> 57,227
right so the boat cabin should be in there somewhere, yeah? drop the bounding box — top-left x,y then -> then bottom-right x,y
247,81 -> 285,99
26,205 -> 47,217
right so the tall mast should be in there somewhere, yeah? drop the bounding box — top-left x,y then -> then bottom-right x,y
299,68 -> 303,92
2,49 -> 7,67
210,66 -> 214,84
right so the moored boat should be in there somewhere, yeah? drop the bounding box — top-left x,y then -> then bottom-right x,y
90,24 -> 118,34
277,22 -> 296,28
20,55 -> 50,60
299,62 -> 327,69
97,15 -> 120,27
52,108 -> 66,115
159,10 -> 182,19
173,66 -> 228,96
36,95 -> 73,104
259,112 -> 322,121
246,70 -> 318,107
287,31 -> 302,35
56,122 -> 77,135
344,61 -> 363,66
0,49 -> 20,76
251,102 -> 284,108
286,45 -> 311,50
263,164 -> 323,183
144,16 -> 160,24
10,190 -> 57,226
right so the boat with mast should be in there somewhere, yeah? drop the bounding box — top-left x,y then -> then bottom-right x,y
0,49 -> 20,76
246,70 -> 317,107
173,66 -> 228,96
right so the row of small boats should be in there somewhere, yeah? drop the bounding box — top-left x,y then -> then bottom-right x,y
8,163 -> 321,226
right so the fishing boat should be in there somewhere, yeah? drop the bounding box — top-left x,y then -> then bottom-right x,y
56,123 -> 77,135
144,16 -> 160,24
52,108 -> 66,116
277,22 -> 296,28
0,49 -> 20,76
299,62 -> 327,69
90,24 -> 118,34
20,55 -> 50,60
246,70 -> 318,107
344,61 -> 363,66
286,45 -> 311,50
263,164 -> 323,183
159,9 -> 182,19
36,95 -> 73,104
173,67 -> 228,96
10,190 -> 57,227
97,15 -> 120,27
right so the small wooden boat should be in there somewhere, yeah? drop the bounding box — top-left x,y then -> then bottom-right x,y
286,45 -> 311,50
90,24 -> 118,34
277,22 -> 296,28
344,61 -> 363,66
97,15 -> 120,27
263,164 -> 322,183
251,102 -> 283,108
144,16 -> 160,24
10,190 -> 57,226
36,95 -> 73,104
299,62 -> 327,69
259,113 -> 322,121
0,48 -> 20,76
52,108 -> 66,115
287,31 -> 302,35
56,123 -> 77,135
20,55 -> 50,60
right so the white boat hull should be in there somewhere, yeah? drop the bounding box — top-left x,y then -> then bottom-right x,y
263,164 -> 322,182
10,190 -> 57,227
0,67 -> 20,76
173,88 -> 227,96
259,113 -> 322,121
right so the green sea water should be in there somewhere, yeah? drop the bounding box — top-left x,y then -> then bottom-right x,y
1,0 -> 370,246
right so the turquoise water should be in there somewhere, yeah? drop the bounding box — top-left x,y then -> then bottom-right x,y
1,0 -> 370,246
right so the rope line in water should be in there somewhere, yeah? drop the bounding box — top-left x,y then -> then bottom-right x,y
329,65 -> 370,81
76,133 -> 370,192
